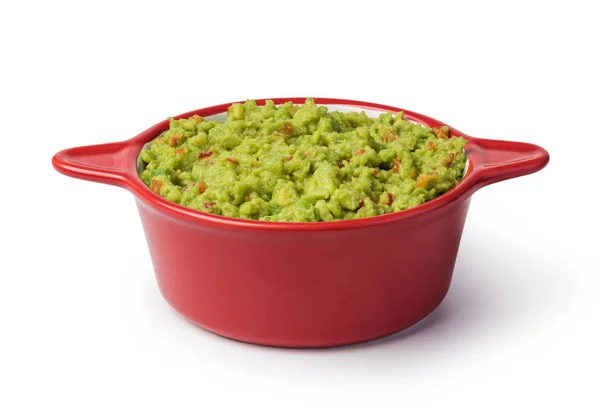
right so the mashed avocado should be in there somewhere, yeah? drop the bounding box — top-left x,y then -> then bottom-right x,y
138,99 -> 467,222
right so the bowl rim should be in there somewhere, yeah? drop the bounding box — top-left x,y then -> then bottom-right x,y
128,97 -> 480,230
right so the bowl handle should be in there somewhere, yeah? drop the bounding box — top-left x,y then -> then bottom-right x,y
468,138 -> 550,188
52,141 -> 134,188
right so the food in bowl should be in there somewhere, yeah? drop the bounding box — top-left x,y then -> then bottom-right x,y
138,98 -> 467,222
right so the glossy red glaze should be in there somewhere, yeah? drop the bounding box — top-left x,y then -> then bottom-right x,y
52,98 -> 549,347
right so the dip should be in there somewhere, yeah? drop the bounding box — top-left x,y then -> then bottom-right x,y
138,98 -> 467,222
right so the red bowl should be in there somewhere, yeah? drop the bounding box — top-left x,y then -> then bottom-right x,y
52,98 -> 549,348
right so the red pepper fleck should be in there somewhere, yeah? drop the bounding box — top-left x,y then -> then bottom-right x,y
338,161 -> 344,168
204,202 -> 216,209
198,151 -> 213,159
284,155 -> 293,163
445,152 -> 455,167
175,147 -> 186,156
382,130 -> 398,143
281,122 -> 294,135
354,149 -> 366,156
245,193 -> 252,201
387,192 -> 394,205
272,131 -> 283,137
359,200 -> 365,208
433,126 -> 450,140
415,172 -> 437,188
304,152 -> 310,158
169,132 -> 184,146
427,141 -> 436,150
226,157 -> 239,164
150,179 -> 163,193
197,180 -> 207,194
373,169 -> 379,175
392,159 -> 401,173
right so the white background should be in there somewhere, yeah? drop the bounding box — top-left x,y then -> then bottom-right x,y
1,0 -> 598,412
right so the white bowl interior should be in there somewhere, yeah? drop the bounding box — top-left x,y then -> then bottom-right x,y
205,104 -> 395,122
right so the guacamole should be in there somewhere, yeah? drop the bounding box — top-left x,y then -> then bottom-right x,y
138,98 -> 467,222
